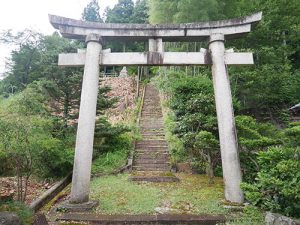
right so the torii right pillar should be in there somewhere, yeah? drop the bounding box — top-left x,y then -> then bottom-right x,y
209,33 -> 244,203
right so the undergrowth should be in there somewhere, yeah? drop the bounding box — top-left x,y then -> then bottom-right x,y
92,134 -> 132,176
0,201 -> 33,225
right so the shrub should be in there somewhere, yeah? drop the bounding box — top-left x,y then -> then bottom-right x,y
236,115 -> 282,181
242,146 -> 300,217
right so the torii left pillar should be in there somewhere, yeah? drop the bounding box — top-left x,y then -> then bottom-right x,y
66,33 -> 102,209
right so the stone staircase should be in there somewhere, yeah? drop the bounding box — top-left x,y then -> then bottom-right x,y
130,84 -> 178,182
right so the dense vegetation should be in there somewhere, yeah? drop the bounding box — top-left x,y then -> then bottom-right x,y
149,0 -> 300,218
0,0 -> 299,219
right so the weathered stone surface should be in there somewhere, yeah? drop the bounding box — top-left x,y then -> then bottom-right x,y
49,12 -> 262,41
58,200 -> 99,212
58,52 -> 254,67
70,34 -> 102,204
0,212 -> 22,225
119,66 -> 128,77
209,33 -> 243,203
58,213 -> 226,225
265,212 -> 300,225
32,213 -> 48,225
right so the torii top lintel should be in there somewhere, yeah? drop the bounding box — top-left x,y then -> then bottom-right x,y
49,12 -> 262,42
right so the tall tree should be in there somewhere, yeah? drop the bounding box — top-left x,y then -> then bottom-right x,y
82,0 -> 103,22
148,0 -> 178,24
131,0 -> 149,23
106,0 -> 134,23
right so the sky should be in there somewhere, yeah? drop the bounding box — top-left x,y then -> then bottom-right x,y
0,0 -> 120,77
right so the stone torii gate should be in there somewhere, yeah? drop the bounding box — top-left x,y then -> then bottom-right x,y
49,12 -> 262,208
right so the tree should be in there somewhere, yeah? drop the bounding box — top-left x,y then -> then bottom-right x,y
0,29 -> 43,93
106,0 -> 134,23
0,82 -> 69,201
148,0 -> 178,24
131,0 -> 148,23
194,131 -> 219,183
82,0 -> 103,22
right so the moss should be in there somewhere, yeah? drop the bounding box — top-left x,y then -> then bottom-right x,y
40,187 -> 70,213
90,173 -> 226,215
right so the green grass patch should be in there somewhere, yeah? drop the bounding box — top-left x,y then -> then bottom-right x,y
229,206 -> 265,225
92,150 -> 128,175
92,134 -> 132,176
90,173 -> 265,223
90,173 -> 227,215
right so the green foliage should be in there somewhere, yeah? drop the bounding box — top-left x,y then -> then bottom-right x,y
106,0 -> 134,23
283,122 -> 300,147
194,131 -> 219,180
242,146 -> 300,217
0,82 -> 74,180
82,0 -> 103,22
0,201 -> 33,225
235,115 -> 282,181
231,205 -> 265,225
163,109 -> 186,164
0,29 -> 43,93
154,72 -> 220,177
148,0 -> 219,24
92,134 -> 132,175
131,0 -> 148,23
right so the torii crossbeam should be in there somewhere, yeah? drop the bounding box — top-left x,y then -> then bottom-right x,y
49,12 -> 262,210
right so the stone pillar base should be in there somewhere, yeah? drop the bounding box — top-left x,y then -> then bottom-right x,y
58,200 -> 99,212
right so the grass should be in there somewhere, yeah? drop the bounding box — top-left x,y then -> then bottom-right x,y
91,134 -> 132,176
90,173 -> 226,215
89,173 -> 265,224
92,148 -> 129,176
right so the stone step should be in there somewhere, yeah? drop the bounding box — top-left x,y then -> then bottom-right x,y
134,154 -> 170,160
141,135 -> 165,138
133,163 -> 170,168
135,148 -> 169,152
58,213 -> 226,224
140,121 -> 163,123
142,132 -> 165,135
134,159 -> 169,164
136,140 -> 167,143
129,176 -> 180,183
133,167 -> 170,172
135,144 -> 168,149
135,149 -> 169,153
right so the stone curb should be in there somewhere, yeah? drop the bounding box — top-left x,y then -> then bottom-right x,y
29,173 -> 72,212
58,213 -> 226,225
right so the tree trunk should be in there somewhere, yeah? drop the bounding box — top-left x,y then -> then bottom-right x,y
207,153 -> 214,184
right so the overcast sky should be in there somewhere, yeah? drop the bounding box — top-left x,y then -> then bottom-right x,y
0,0 -> 121,76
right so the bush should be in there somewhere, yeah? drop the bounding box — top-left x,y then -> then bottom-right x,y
242,146 -> 300,217
283,122 -> 300,147
236,115 -> 282,181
